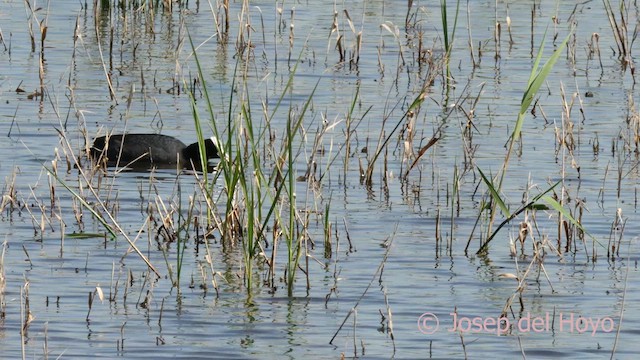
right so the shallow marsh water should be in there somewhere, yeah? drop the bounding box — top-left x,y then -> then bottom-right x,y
1,0 -> 640,358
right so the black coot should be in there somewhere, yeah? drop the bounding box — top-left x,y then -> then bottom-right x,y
90,134 -> 219,170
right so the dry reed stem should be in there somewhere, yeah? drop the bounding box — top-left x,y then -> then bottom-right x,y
329,224 -> 397,349
0,168 -> 20,215
55,127 -> 160,276
93,12 -> 117,102
20,281 -> 28,360
0,239 -> 5,320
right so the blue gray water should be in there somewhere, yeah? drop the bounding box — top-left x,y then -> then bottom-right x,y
1,1 -> 639,358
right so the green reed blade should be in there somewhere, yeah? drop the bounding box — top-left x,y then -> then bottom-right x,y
478,167 -> 510,218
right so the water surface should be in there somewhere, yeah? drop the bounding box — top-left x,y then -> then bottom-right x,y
1,0 -> 639,358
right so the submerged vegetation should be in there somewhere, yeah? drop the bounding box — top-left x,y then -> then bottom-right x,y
1,0 -> 639,358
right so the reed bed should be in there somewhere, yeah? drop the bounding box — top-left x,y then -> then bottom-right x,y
1,0 -> 639,358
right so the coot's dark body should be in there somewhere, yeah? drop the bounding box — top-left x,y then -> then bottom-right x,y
91,134 -> 218,169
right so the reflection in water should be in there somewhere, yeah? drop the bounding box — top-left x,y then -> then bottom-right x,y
0,0 -> 638,358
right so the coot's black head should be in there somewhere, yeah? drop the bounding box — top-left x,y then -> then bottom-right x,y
182,137 -> 220,168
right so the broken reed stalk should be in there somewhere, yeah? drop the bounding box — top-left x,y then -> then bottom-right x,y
602,0 -> 634,75
23,0 -> 49,99
338,9 -> 362,68
326,6 -> 363,67
23,0 -> 36,52
0,167 -> 20,219
588,32 -> 603,73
